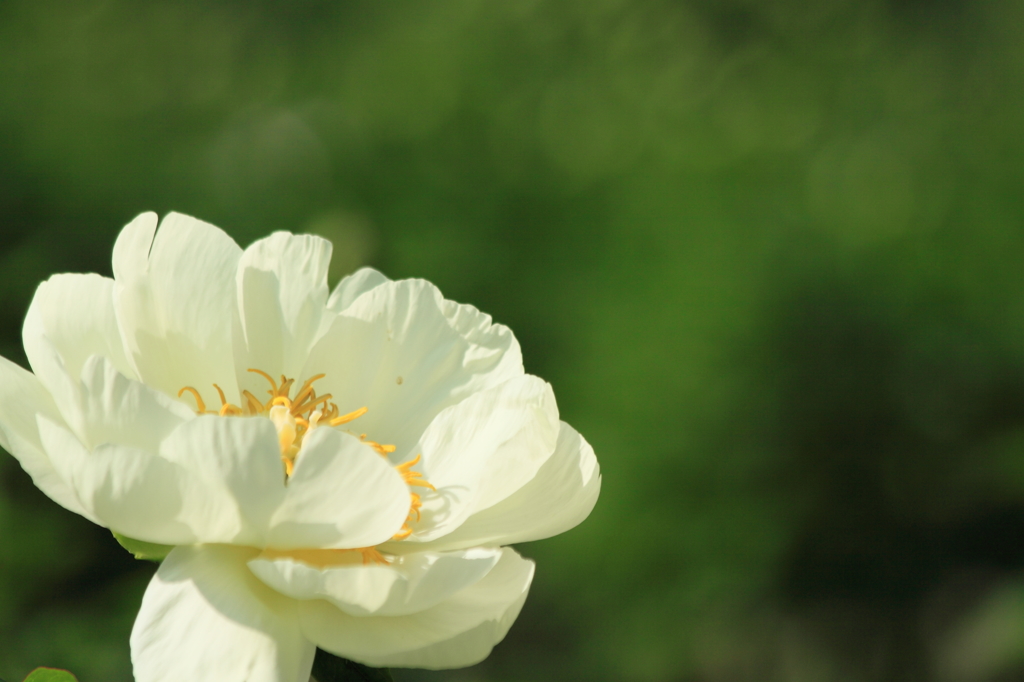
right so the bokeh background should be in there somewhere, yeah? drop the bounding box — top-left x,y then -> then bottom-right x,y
2,1 -> 1024,680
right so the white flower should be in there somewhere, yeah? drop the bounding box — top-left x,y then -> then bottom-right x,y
0,212 -> 601,681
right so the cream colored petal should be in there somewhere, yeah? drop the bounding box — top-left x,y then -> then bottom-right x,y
159,415 -> 286,547
398,375 -> 558,542
22,273 -> 136,430
38,413 -> 289,547
0,355 -> 94,520
366,592 -> 529,669
112,211 -> 158,282
23,272 -> 135,385
267,428 -> 409,550
132,545 -> 315,682
325,267 -> 389,313
299,547 -> 534,668
403,421 -> 601,553
37,415 -> 193,543
462,377 -> 559,516
248,547 -> 502,618
303,278 -> 523,458
234,232 -> 332,396
74,355 -> 195,453
113,211 -> 242,403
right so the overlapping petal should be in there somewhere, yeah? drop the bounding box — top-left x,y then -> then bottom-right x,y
37,412 -> 281,546
132,545 -> 315,682
74,355 -> 195,453
113,212 -> 242,402
0,355 -> 94,520
408,422 -> 601,552
298,547 -> 534,669
403,374 -> 558,542
234,232 -> 333,395
23,272 -> 135,425
37,415 -> 193,544
248,547 -> 502,618
23,272 -> 135,385
325,266 -> 389,314
303,278 -> 523,456
267,428 -> 410,550
157,415 -> 286,546
365,591 -> 529,670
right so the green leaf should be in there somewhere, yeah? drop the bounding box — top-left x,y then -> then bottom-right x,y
22,668 -> 79,682
311,650 -> 394,682
112,531 -> 173,562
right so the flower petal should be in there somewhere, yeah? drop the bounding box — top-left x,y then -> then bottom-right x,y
22,273 -> 137,428
325,267 -> 389,313
74,355 -> 195,453
132,545 -> 315,682
462,378 -> 559,516
367,597 -> 529,670
248,547 -> 502,617
112,211 -> 158,282
303,278 -> 523,457
36,415 -> 192,543
400,375 -> 558,542
159,415 -> 286,547
406,421 -> 601,552
0,355 -> 94,520
113,212 -> 242,403
267,428 -> 409,550
24,272 -> 135,383
37,413 -> 288,546
234,232 -> 332,395
299,547 -> 533,669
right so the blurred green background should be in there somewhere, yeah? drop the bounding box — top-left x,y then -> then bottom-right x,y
3,0 -> 1024,680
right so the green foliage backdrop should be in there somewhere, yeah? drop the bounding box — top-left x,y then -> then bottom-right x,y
2,1 -> 1024,680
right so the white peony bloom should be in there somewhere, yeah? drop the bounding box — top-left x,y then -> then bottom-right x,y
0,212 -> 601,681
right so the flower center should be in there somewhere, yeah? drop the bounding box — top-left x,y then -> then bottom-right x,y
178,369 -> 433,558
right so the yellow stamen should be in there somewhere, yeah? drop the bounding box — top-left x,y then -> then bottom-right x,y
396,454 -> 436,490
329,406 -> 368,426
390,454 -> 434,540
242,390 -> 264,414
290,374 -> 326,411
278,377 -> 295,398
411,496 -> 423,521
294,392 -> 332,416
358,547 -> 389,565
248,368 -> 279,396
360,434 -> 396,456
178,386 -> 207,413
391,526 -> 413,541
178,370 -> 429,549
